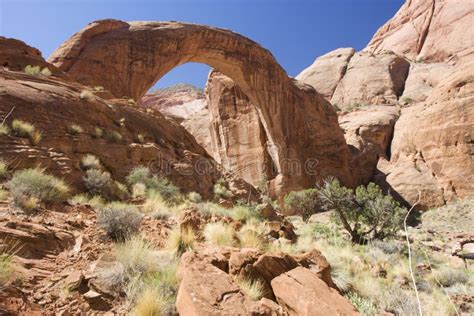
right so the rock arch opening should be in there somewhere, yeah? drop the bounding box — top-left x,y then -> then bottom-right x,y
49,19 -> 356,196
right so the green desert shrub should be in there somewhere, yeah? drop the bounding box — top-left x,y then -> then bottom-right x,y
230,204 -> 261,222
24,65 -> 40,75
318,178 -> 406,243
97,202 -> 142,240
126,166 -> 181,203
187,192 -> 202,203
66,124 -> 83,135
213,181 -> 232,199
93,127 -> 103,138
104,130 -> 122,143
80,154 -> 102,171
284,188 -> 321,221
7,168 -> 70,211
41,67 -> 52,76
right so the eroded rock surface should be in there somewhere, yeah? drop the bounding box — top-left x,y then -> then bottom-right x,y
366,0 -> 474,64
330,51 -> 409,109
377,65 -> 474,209
296,47 -> 355,101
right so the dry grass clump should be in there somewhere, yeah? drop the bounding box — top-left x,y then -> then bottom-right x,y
7,168 -> 70,212
132,285 -> 171,316
166,227 -> 195,256
115,236 -> 158,276
0,252 -> 14,286
433,266 -> 470,287
142,193 -> 175,220
238,229 -> 264,249
80,154 -> 102,171
0,160 -> 8,179
187,191 -> 202,203
203,222 -> 235,246
66,124 -> 83,135
97,202 -> 142,240
0,124 -> 10,136
69,194 -> 105,210
237,277 -> 265,301
11,119 -> 42,145
213,178 -> 232,199
80,90 -> 94,101
229,204 -> 261,222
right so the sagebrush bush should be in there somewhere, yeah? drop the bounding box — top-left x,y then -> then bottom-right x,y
83,169 -> 128,201
97,202 -> 142,240
80,154 -> 101,171
284,188 -> 321,221
203,222 -> 235,246
7,168 -> 70,211
126,166 -> 181,203
67,124 -> 83,135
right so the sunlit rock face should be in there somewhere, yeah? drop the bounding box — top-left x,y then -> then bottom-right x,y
50,19 -> 356,197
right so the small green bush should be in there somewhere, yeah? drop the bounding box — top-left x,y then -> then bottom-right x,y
104,130 -> 122,143
284,188 -> 321,221
80,154 -> 102,171
187,192 -> 202,203
97,202 -> 142,240
24,65 -> 40,75
126,166 -> 181,203
41,68 -> 52,76
7,168 -> 70,211
94,127 -> 103,138
67,124 -> 83,135
318,179 -> 407,243
213,182 -> 232,199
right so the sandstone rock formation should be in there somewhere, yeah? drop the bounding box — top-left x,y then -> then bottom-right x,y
330,51 -> 409,109
206,71 -> 272,187
49,19 -> 356,197
366,0 -> 474,64
139,83 -> 213,154
295,47 -> 355,101
377,65 -> 474,209
339,106 -> 399,184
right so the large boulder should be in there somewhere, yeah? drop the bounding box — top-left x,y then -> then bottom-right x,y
339,106 -> 399,184
366,0 -> 474,64
271,267 -> 359,316
176,247 -> 337,315
330,51 -> 409,109
377,65 -> 474,209
296,48 -> 355,101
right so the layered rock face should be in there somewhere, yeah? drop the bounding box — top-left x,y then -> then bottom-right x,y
366,0 -> 474,64
49,19 -> 356,197
139,84 -> 213,154
0,37 -> 230,199
378,65 -> 474,210
206,71 -> 273,187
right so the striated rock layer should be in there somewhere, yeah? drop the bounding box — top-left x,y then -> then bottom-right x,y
377,65 -> 474,210
49,19 -> 356,197
366,0 -> 474,64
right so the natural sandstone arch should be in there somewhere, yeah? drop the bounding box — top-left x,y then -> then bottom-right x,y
49,19 -> 355,196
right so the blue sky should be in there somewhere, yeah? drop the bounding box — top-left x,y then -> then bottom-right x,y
0,0 -> 403,89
